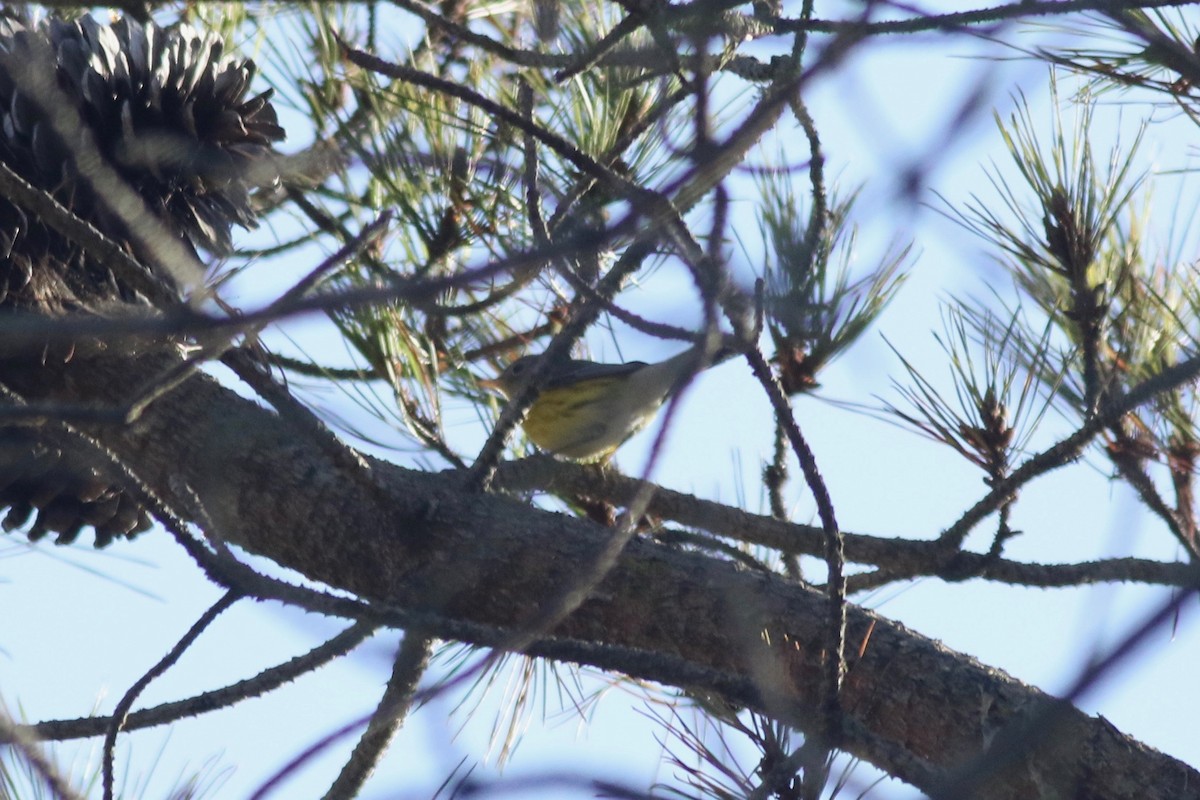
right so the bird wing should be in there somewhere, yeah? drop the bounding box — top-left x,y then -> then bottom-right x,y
541,359 -> 649,390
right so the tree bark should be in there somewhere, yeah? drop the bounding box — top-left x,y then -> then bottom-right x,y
4,349 -> 1197,800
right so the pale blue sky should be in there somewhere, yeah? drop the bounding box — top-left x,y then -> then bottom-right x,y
4,5 -> 1200,799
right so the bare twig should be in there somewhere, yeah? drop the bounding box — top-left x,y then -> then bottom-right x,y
23,622 -> 376,743
322,632 -> 434,800
102,591 -> 241,800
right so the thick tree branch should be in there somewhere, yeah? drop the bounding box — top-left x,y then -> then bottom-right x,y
493,457 -> 1200,589
3,351 -> 1198,800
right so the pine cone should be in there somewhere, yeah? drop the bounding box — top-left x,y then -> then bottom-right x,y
0,14 -> 285,308
0,15 -> 285,546
0,430 -> 153,547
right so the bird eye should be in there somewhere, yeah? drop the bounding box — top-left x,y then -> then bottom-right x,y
509,360 -> 527,376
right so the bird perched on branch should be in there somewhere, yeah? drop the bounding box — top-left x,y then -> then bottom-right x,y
480,344 -> 733,461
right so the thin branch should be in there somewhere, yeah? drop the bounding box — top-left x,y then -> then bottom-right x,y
322,632 -> 434,800
554,12 -> 652,83
492,457 -> 1200,589
23,622 -> 377,743
340,39 -> 645,205
102,591 -> 242,800
741,344 -> 845,732
939,351 -> 1200,552
777,0 -> 1200,35
0,160 -> 167,303
1108,444 -> 1199,559
269,354 -> 379,381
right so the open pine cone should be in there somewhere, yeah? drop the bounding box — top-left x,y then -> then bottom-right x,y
0,15 -> 285,545
0,14 -> 284,308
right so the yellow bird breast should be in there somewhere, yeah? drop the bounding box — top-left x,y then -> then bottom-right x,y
521,377 -> 658,461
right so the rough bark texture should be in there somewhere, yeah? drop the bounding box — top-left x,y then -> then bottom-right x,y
4,349 -> 1198,800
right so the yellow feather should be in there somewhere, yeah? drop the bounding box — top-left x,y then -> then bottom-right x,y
522,378 -> 629,460
482,345 -> 722,460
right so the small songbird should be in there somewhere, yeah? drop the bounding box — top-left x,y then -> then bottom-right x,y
479,345 -> 728,461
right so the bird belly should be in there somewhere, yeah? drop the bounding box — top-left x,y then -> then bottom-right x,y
523,381 -> 655,460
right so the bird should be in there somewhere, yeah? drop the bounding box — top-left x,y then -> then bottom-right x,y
479,344 -> 730,461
